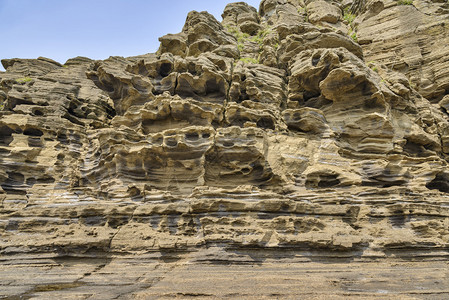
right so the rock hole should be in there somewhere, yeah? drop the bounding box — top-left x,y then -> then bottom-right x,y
257,117 -> 275,130
23,128 -> 43,137
303,91 -> 321,102
280,203 -> 290,212
317,174 -> 341,188
403,140 -> 432,157
7,172 -> 25,184
1,188 -> 27,195
202,133 -> 211,139
185,132 -> 199,141
28,137 -> 43,147
0,125 -> 15,146
241,167 -> 251,174
165,138 -> 178,147
363,179 -> 407,188
187,62 -> 198,76
57,133 -> 69,145
426,173 -> 449,193
107,216 -> 130,229
205,78 -> 223,96
158,62 -> 173,77
251,164 -> 266,179
306,173 -> 340,188
238,89 -> 249,102
26,177 -> 37,186
37,176 -> 55,184
312,55 -> 320,66
100,75 -> 115,93
33,109 -> 44,116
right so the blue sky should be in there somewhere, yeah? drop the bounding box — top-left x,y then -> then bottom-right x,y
0,0 -> 261,71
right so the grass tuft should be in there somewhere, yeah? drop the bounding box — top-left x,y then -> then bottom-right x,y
239,57 -> 259,64
343,10 -> 356,24
16,77 -> 32,83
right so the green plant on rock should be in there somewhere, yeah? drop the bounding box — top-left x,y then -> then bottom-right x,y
343,8 -> 356,25
226,25 -> 249,43
227,24 -> 277,63
241,33 -> 250,42
0,103 -> 4,111
250,32 -> 264,45
397,0 -> 413,5
249,25 -> 273,46
16,77 -> 32,83
226,25 -> 251,54
348,27 -> 358,42
239,57 -> 259,64
345,8 -> 359,43
367,61 -> 379,73
299,6 -> 310,22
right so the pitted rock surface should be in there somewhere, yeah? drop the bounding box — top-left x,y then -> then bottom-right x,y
1,0 -> 449,298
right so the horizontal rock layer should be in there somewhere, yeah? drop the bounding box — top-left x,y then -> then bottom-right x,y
1,0 -> 449,298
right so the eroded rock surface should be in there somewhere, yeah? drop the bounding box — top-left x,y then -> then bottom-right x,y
1,0 -> 449,298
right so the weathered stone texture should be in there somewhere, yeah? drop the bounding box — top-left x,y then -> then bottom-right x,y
1,0 -> 449,298
357,0 -> 449,102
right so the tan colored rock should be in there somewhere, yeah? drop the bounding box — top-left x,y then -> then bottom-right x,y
158,32 -> 188,57
357,0 -> 449,102
283,107 -> 329,133
260,0 -> 304,26
222,2 -> 260,35
1,56 -> 62,76
229,62 -> 286,106
1,1 -> 449,298
306,0 -> 342,24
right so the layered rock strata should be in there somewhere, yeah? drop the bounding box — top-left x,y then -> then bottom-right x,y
1,0 -> 449,298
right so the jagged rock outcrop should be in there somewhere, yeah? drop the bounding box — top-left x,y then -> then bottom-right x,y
1,0 -> 449,298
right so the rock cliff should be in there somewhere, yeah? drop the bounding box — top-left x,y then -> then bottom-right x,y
1,0 -> 449,298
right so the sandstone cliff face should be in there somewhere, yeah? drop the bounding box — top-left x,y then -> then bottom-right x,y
1,0 -> 449,298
